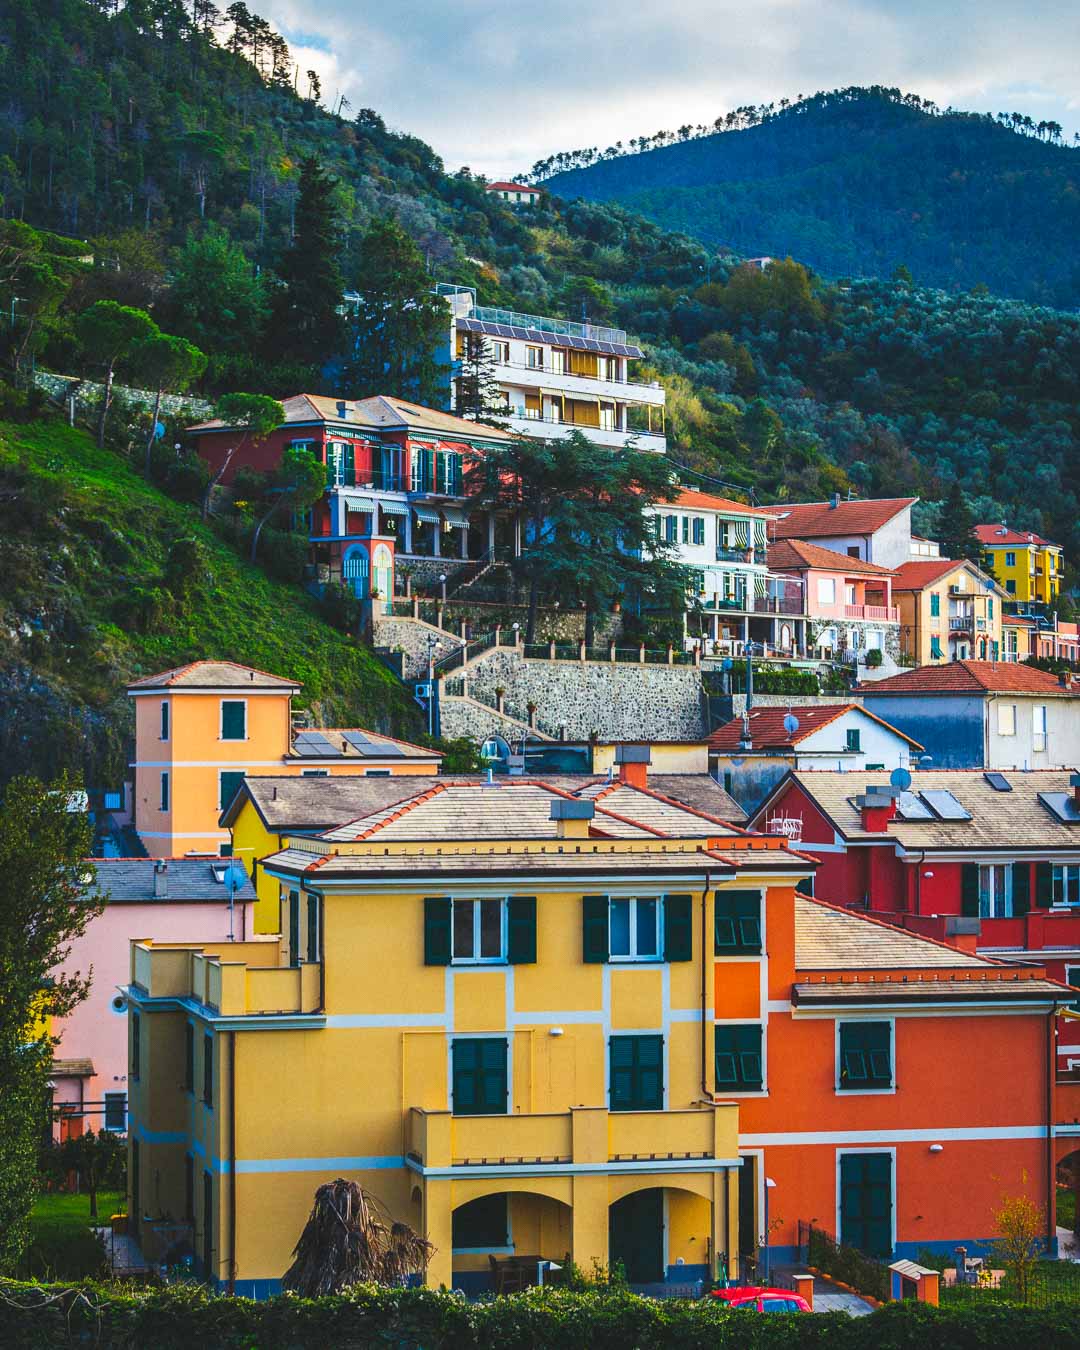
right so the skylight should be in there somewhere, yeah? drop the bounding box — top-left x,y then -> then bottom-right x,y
919,790 -> 973,822
984,772 -> 1012,792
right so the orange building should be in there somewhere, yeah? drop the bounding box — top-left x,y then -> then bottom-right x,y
127,661 -> 440,857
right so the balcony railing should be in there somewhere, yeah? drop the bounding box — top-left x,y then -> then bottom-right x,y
844,603 -> 899,622
131,941 -> 321,1017
716,547 -> 754,564
486,356 -> 659,390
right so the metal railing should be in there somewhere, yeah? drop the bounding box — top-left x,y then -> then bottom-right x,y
484,356 -> 658,390
797,1221 -> 890,1302
716,547 -> 755,564
470,302 -> 628,346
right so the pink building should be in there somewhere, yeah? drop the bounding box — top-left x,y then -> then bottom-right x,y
52,858 -> 256,1139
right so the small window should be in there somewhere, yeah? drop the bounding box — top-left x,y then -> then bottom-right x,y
979,864 -> 1013,918
846,728 -> 861,753
453,1195 -> 508,1250
306,895 -> 319,964
818,578 -> 836,604
929,636 -> 943,660
846,546 -> 861,559
104,1092 -> 126,1132
452,899 -> 506,963
220,700 -> 246,741
715,892 -> 761,954
184,1154 -> 195,1220
1065,965 -> 1080,1014
1006,579 -> 1016,594
1005,552 -> 1016,567
131,1011 -> 141,1079
525,345 -> 544,369
609,1034 -> 663,1111
219,771 -> 246,811
160,701 -> 170,741
838,1021 -> 892,1090
988,598 -> 994,619
302,769 -> 329,777
184,1023 -> 194,1092
159,772 -> 170,813
929,592 -> 940,617
692,517 -> 705,546
1033,705 -> 1047,750
609,897 -> 660,961
1053,865 -> 1080,906
997,703 -> 1016,737
714,1024 -> 763,1090
203,1032 -> 214,1106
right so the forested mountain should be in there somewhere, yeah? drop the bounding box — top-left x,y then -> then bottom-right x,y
540,89 -> 1080,307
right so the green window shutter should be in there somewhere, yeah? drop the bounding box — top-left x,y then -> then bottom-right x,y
221,701 -> 246,740
1012,863 -> 1031,917
288,890 -> 300,968
203,1032 -> 213,1105
219,771 -> 246,811
715,1024 -> 763,1090
715,891 -> 762,954
930,593 -> 940,617
582,895 -> 609,963
663,894 -> 693,962
609,1034 -> 663,1111
306,895 -> 319,963
839,1022 -> 892,1089
508,896 -> 537,964
452,1038 -> 507,1115
424,897 -> 452,965
184,1023 -> 194,1091
960,864 -> 980,918
1036,862 -> 1054,908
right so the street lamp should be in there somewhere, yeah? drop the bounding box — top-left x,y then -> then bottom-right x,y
439,572 -> 447,603
763,1177 -> 777,1283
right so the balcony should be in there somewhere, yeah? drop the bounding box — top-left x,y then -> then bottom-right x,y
716,547 -> 755,564
505,412 -> 666,452
407,1103 -> 738,1175
130,941 -> 321,1017
844,604 -> 899,622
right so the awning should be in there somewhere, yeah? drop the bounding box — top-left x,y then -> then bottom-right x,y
442,506 -> 469,527
342,493 -> 375,513
413,504 -> 441,524
378,499 -> 409,516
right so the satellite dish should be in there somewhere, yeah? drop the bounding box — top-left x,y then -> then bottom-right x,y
890,766 -> 912,790
783,713 -> 800,737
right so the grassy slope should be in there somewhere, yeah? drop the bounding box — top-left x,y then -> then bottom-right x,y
0,417 -> 421,787
16,1190 -> 125,1280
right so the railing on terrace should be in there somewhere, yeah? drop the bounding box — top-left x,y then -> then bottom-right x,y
508,412 -> 665,440
470,303 -> 628,346
436,631 -> 700,678
488,356 -> 660,390
434,629 -> 499,675
716,547 -> 755,564
844,603 -> 899,622
797,1221 -> 890,1302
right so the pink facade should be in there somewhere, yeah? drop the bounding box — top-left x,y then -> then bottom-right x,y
777,562 -> 896,623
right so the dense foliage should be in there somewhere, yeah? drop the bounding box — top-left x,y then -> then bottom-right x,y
542,88 -> 1080,307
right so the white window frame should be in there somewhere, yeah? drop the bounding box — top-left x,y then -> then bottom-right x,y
997,702 -> 1016,737
1033,704 -> 1047,751
451,897 -> 509,964
220,698 -> 248,742
608,895 -> 662,962
834,1017 -> 896,1096
525,345 -> 544,369
1052,865 -> 1080,907
103,1091 -> 127,1133
978,863 -> 1013,918
818,578 -> 836,605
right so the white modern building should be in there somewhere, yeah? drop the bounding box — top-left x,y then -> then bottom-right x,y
438,284 -> 667,452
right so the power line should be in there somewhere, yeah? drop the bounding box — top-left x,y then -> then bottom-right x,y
666,455 -> 759,505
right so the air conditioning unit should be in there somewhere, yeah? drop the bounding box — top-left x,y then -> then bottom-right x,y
414,682 -> 432,699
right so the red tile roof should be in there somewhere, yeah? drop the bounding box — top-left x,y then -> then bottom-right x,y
486,181 -> 539,193
859,660 -> 1078,695
765,497 -> 916,540
890,559 -> 967,591
667,488 -> 773,516
767,538 -> 894,575
975,524 -> 1059,549
708,704 -> 920,751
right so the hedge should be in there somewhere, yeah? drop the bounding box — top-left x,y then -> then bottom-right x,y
2,1282 -> 1078,1350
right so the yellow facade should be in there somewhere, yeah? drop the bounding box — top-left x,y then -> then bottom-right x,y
1002,616 -> 1034,663
896,562 -> 1005,666
127,818 -> 809,1296
591,742 -> 709,775
982,540 -> 1062,605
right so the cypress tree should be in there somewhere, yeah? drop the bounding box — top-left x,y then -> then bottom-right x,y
937,480 -> 981,564
273,157 -> 345,367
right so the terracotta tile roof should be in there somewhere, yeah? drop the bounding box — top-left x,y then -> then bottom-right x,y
890,559 -> 970,591
188,394 -> 512,440
51,1058 -> 96,1078
755,768 -> 1080,850
858,660 -> 1077,695
127,661 -> 300,691
765,497 -> 916,540
666,488 -> 773,517
486,181 -> 539,193
975,524 -> 1059,549
708,705 -> 921,752
794,896 -> 992,969
793,977 -> 1064,1005
766,538 -> 894,575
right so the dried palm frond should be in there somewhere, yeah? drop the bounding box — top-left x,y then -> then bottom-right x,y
282,1178 -> 434,1296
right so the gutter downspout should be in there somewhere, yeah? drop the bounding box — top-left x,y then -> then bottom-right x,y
228,1031 -> 237,1296
1047,1004 -> 1060,1252
701,870 -> 714,1101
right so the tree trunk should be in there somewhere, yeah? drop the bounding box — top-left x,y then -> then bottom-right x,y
584,605 -> 595,648
145,385 -> 163,475
525,577 -> 540,644
96,363 -> 114,449
249,497 -> 284,563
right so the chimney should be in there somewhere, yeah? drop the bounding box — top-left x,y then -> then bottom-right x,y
830,493 -> 841,509
550,798 -> 595,839
615,743 -> 652,789
152,859 -> 168,899
856,785 -> 899,833
336,400 -> 348,419
1071,773 -> 1080,806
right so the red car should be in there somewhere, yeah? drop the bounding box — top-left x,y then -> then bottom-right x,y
711,1286 -> 811,1313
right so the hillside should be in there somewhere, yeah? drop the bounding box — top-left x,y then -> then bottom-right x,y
0,415 -> 421,789
542,90 -> 1080,306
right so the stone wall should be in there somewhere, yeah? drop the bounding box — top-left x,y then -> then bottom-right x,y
453,647 -> 708,741
438,694 -> 548,744
442,603 -> 620,644
372,613 -> 465,683
34,371 -> 214,422
729,692 -> 866,717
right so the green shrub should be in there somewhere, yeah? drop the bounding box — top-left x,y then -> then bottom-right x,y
865,648 -> 884,668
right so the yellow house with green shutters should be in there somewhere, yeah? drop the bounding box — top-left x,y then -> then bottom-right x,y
125,775 -> 812,1296
976,524 -> 1064,605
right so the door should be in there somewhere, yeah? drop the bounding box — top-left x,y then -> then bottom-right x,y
738,1155 -> 757,1257
609,1189 -> 664,1284
839,1152 -> 892,1257
342,547 -> 369,599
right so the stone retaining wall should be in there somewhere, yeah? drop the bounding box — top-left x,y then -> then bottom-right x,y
34,371 -> 213,422
372,614 -> 465,683
438,694 -> 551,744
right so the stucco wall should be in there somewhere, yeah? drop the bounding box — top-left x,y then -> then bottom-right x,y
986,693 -> 1080,770
860,693 -> 984,768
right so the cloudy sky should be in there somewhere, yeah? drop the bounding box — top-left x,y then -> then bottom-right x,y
261,0 -> 1080,177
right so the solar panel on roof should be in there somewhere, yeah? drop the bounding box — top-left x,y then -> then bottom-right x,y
368,740 -> 406,758
984,772 -> 1013,792
895,791 -> 935,821
341,730 -> 371,747
295,731 -> 337,757
920,789 -> 973,822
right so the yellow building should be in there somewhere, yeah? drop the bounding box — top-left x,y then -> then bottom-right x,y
126,770 -> 812,1296
127,661 -> 440,858
976,524 -> 1063,605
892,559 -> 1007,665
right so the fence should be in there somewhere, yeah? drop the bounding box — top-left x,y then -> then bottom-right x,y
940,1259 -> 1080,1308
797,1222 -> 890,1302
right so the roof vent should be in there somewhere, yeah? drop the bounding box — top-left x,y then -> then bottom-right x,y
550,798 -> 595,838
337,400 -> 348,418
614,743 -> 651,789
152,859 -> 168,899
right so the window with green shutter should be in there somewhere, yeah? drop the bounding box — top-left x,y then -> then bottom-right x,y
961,863 -> 980,918
424,897 -> 452,965
930,592 -> 940,617
930,635 -> 943,659
609,1034 -> 663,1111
306,894 -> 319,963
838,1022 -> 892,1090
507,896 -> 536,964
846,728 -> 861,752
582,895 -> 609,963
1012,863 -> 1031,916
663,894 -> 693,962
184,1023 -> 194,1092
715,891 -> 761,954
714,1024 -> 763,1090
451,1038 -> 507,1115
220,700 -> 246,741
219,771 -> 246,811
1036,861 -> 1054,908
203,1032 -> 214,1106
288,890 -> 300,968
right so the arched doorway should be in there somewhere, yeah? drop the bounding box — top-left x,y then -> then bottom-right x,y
341,545 -> 369,599
609,1190 -> 664,1283
371,542 -> 393,601
450,1190 -> 571,1294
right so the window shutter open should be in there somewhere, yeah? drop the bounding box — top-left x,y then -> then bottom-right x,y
424,896 -> 452,965
582,895 -> 609,963
1012,863 -> 1031,916
1036,862 -> 1054,908
508,896 -> 537,964
663,894 -> 693,962
960,864 -> 980,918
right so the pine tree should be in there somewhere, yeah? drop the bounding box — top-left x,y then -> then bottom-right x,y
937,480 -> 981,564
272,157 -> 344,368
454,333 -> 507,427
342,217 -> 448,406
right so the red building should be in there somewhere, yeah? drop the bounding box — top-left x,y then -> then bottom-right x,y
749,768 -> 1080,1072
187,394 -> 513,598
